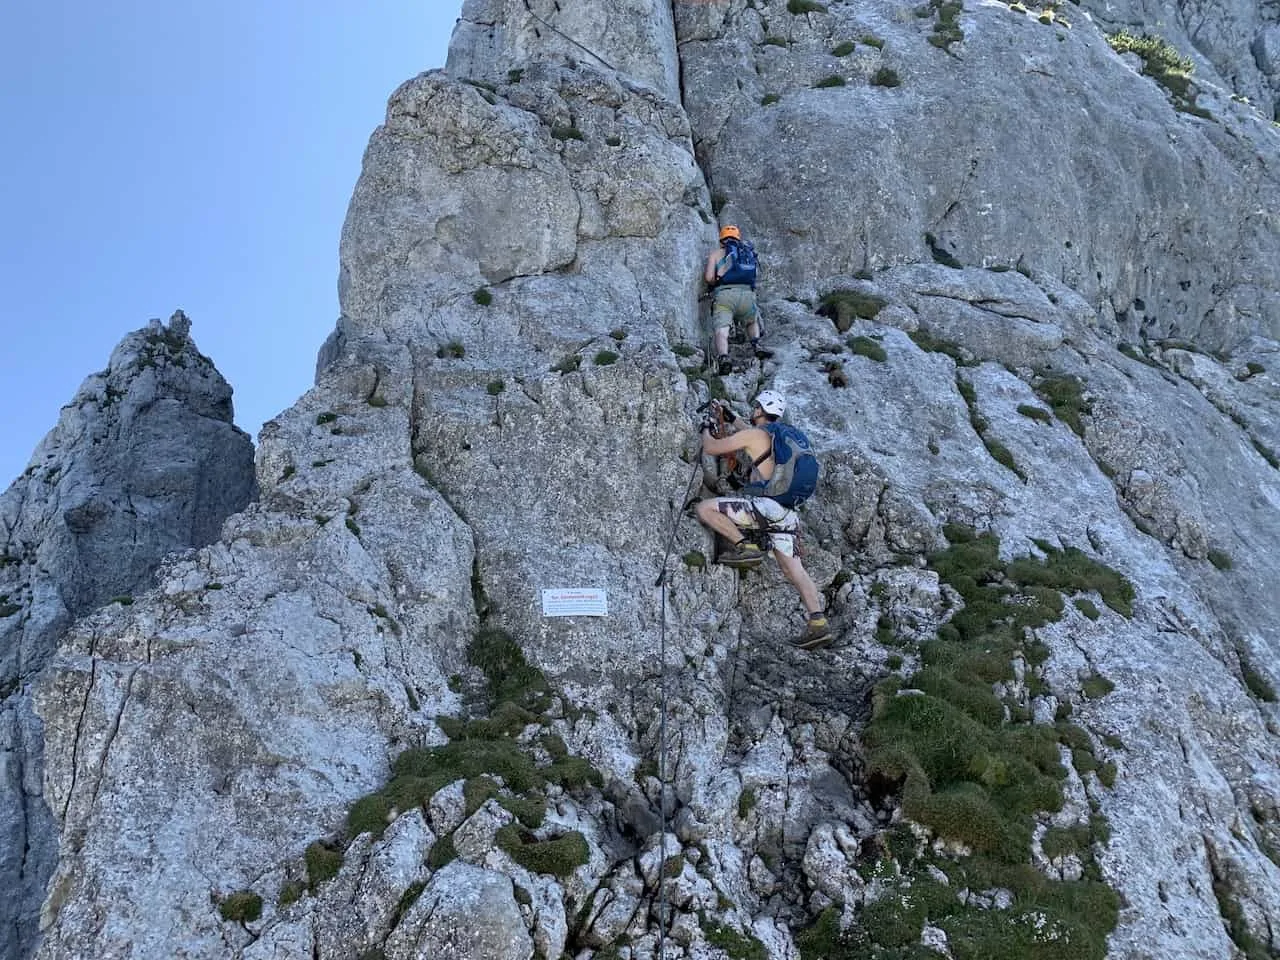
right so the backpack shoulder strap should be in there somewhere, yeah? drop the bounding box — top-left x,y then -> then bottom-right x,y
752,423 -> 778,468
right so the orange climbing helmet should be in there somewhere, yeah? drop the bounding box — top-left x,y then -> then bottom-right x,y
719,224 -> 741,243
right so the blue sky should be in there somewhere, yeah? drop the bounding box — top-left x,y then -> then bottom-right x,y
0,1 -> 460,485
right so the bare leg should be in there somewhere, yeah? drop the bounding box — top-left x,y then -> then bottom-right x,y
746,319 -> 760,341
773,550 -> 823,615
696,498 -> 744,544
714,325 -> 730,357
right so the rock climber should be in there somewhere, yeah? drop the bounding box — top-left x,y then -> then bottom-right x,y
694,390 -> 832,649
703,225 -> 763,376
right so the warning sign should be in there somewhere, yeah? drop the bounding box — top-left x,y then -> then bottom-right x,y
541,588 -> 608,618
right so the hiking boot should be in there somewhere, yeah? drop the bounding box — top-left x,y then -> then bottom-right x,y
752,339 -> 774,359
790,614 -> 833,651
717,354 -> 733,375
718,540 -> 764,567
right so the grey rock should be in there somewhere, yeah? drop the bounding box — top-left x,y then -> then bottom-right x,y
14,2 -> 1280,959
385,861 -> 533,960
0,312 -> 254,960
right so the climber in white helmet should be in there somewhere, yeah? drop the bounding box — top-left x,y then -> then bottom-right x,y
694,389 -> 832,650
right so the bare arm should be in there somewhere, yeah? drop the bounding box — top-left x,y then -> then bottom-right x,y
703,247 -> 723,285
701,425 -> 770,461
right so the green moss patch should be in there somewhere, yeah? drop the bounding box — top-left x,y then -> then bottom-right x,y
871,67 -> 901,87
1080,672 -> 1115,700
814,75 -> 847,88
832,41 -> 856,56
305,842 -> 343,890
278,880 -> 305,908
594,350 -> 619,365
1073,597 -> 1101,621
552,354 -> 582,374
909,329 -> 974,366
848,336 -> 888,362
819,289 -> 888,331
703,918 -> 768,960
1032,373 -> 1090,437
346,627 -> 600,852
1212,871 -> 1272,959
473,287 -> 493,306
788,0 -> 828,12
1241,658 -> 1278,703
219,890 -> 262,923
1017,404 -> 1053,424
496,824 -> 589,878
956,376 -> 1025,480
822,525 -> 1121,957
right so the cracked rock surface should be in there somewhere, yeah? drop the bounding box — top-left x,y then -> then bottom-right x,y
11,1 -> 1280,958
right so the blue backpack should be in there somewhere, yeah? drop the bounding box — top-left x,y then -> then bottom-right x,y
746,422 -> 819,508
718,237 -> 758,289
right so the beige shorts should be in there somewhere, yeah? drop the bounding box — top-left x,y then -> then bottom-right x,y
711,285 -> 759,331
711,496 -> 800,557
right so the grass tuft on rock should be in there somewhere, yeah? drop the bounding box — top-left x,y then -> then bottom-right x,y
847,336 -> 888,362
871,66 -> 901,87
1106,32 -> 1204,113
703,919 -> 769,960
344,627 -> 602,849
305,842 -> 343,890
827,524 -> 1121,957
552,354 -> 582,374
1032,373 -> 1090,437
219,890 -> 263,924
819,289 -> 888,331
496,824 -> 589,878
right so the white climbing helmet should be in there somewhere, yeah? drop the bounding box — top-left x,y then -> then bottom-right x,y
755,390 -> 786,417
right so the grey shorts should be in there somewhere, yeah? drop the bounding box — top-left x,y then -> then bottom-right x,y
711,496 -> 799,556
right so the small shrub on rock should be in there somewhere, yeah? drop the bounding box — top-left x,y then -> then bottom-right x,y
219,890 -> 262,924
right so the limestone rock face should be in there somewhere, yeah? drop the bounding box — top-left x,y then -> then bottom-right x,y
0,312 -> 255,959
1073,0 -> 1280,118
676,0 -> 1280,350
448,0 -> 681,102
15,3 -> 1280,960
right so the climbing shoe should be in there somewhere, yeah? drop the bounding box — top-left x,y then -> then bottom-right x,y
717,354 -> 733,375
718,540 -> 764,568
790,614 -> 833,651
